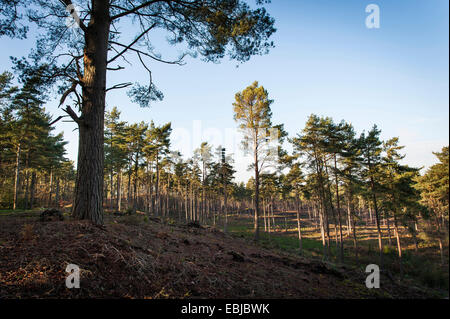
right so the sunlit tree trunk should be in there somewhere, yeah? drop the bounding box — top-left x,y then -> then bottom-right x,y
117,171 -> 122,211
72,0 -> 110,224
296,195 -> 303,254
253,135 -> 260,241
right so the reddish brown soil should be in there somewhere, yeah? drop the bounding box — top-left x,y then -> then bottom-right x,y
0,212 -> 439,298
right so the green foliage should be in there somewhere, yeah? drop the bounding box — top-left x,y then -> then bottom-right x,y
0,69 -> 73,209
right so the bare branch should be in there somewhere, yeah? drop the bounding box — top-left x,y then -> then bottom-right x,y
58,81 -> 78,107
106,82 -> 133,92
48,115 -> 68,126
109,41 -> 186,65
107,23 -> 157,64
110,0 -> 167,21
63,104 -> 82,125
107,65 -> 125,71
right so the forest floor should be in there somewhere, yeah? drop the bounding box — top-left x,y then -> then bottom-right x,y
0,209 -> 447,299
226,211 -> 449,296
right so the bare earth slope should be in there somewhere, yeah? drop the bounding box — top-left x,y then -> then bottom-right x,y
0,212 -> 439,298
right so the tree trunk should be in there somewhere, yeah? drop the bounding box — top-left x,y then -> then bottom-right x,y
72,0 -> 110,225
48,168 -> 53,207
253,141 -> 260,241
263,198 -> 267,232
29,172 -> 36,209
393,212 -> 403,277
385,211 -> 392,246
110,170 -> 114,209
155,154 -> 160,216
133,153 -> 138,213
296,196 -> 303,254
223,179 -> 228,233
435,215 -> 445,265
346,198 -> 352,237
318,201 -> 328,259
117,170 -> 122,211
333,155 -> 344,262
13,142 -> 21,210
370,180 -> 383,266
166,174 -> 170,218
55,178 -> 60,208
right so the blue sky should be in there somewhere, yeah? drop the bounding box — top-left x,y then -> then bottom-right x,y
0,0 -> 448,182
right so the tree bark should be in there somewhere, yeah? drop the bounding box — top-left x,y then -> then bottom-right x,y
29,171 -> 36,209
117,170 -> 122,211
13,142 -> 21,210
72,0 -> 110,225
48,168 -> 53,207
333,155 -> 344,263
55,178 -> 60,208
253,137 -> 260,241
370,176 -> 383,266
296,195 -> 303,254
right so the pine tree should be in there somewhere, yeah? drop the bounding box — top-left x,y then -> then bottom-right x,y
233,81 -> 275,241
358,125 -> 384,265
415,146 -> 449,264
291,114 -> 332,259
0,0 -> 276,224
144,121 -> 172,216
125,121 -> 147,213
286,162 -> 305,254
105,107 -> 128,210
194,142 -> 213,222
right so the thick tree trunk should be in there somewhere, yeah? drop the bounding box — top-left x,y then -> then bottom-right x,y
72,0 -> 110,225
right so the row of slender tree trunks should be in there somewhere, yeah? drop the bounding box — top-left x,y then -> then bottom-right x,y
7,162 -> 73,210
255,195 -> 433,267
102,168 -> 435,261
103,170 -> 245,227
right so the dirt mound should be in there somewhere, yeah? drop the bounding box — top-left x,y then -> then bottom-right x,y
0,212 -> 438,298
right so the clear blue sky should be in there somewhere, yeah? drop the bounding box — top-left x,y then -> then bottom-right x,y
1,0 -> 448,182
